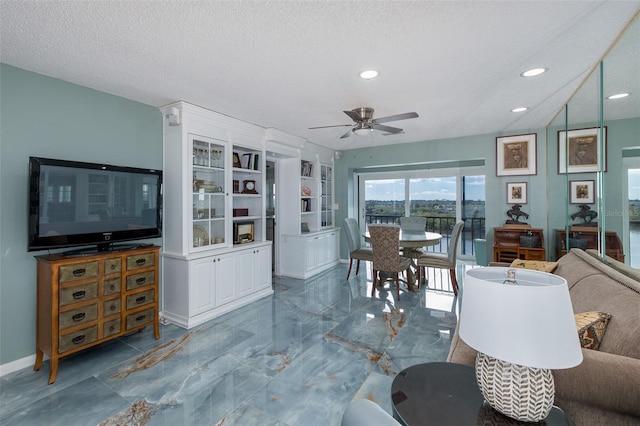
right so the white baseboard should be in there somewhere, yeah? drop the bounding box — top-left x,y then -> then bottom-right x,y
0,353 -> 44,378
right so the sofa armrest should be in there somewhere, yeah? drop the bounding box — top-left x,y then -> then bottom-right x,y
446,322 -> 476,366
553,349 -> 640,417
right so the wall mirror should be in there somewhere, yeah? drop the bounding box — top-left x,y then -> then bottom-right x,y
548,13 -> 639,265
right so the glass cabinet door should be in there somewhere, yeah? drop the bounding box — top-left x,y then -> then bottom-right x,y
191,136 -> 226,249
321,164 -> 333,227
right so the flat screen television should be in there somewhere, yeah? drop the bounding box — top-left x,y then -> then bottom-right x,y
28,157 -> 162,255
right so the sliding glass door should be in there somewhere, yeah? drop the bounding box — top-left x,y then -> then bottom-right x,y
357,168 -> 485,259
625,158 -> 640,267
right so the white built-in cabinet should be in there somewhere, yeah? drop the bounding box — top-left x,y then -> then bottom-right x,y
279,155 -> 339,279
161,102 -> 272,329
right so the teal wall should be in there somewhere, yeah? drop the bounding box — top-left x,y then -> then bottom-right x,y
334,117 -> 639,261
0,64 -> 162,365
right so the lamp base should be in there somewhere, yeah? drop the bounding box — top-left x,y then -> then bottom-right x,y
475,352 -> 555,422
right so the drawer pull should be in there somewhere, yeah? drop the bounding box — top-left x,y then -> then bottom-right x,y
109,325 -> 115,332
135,296 -> 146,304
109,304 -> 116,311
136,315 -> 146,322
72,268 -> 86,277
110,264 -> 116,270
110,284 -> 116,291
72,313 -> 86,322
136,258 -> 146,266
72,290 -> 86,300
136,277 -> 146,285
72,335 -> 86,345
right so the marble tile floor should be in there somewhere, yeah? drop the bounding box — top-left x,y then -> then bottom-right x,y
0,263 -> 466,426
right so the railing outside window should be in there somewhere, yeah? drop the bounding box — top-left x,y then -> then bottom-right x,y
365,214 -> 485,256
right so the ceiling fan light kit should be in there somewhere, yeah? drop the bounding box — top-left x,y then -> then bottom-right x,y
310,107 -> 418,139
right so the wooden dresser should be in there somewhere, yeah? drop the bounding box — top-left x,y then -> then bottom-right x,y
555,227 -> 624,262
34,245 -> 160,384
493,226 -> 546,262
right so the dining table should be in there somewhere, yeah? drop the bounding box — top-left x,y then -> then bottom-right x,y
364,230 -> 443,291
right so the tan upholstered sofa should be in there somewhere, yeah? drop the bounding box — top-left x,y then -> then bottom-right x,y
448,249 -> 640,426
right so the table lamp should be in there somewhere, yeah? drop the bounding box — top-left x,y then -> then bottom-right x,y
459,267 -> 583,422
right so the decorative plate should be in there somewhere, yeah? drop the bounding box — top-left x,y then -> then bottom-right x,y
193,225 -> 209,246
301,186 -> 312,196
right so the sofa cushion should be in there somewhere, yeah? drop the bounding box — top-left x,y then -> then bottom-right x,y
509,259 -> 559,272
575,311 -> 611,350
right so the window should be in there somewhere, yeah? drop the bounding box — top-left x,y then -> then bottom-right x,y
357,167 -> 485,258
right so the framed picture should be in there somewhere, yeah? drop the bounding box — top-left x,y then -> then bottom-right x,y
233,221 -> 254,244
507,182 -> 527,204
558,127 -> 607,173
570,180 -> 595,204
232,152 -> 241,168
496,133 -> 537,176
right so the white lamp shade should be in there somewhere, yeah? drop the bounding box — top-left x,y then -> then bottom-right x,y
460,267 -> 583,369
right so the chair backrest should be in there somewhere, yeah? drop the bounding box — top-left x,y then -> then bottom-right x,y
343,218 -> 362,252
369,224 -> 402,273
447,220 -> 465,263
400,216 -> 426,231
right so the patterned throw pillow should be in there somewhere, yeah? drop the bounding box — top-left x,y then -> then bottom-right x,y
509,259 -> 559,273
575,311 -> 611,350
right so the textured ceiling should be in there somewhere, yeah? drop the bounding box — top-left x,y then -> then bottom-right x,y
1,1 -> 638,151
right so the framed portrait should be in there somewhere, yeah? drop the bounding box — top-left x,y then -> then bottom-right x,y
569,180 -> 595,204
558,127 -> 607,173
507,182 -> 527,204
496,133 -> 537,176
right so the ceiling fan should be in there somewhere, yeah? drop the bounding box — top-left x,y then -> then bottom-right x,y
309,107 -> 419,139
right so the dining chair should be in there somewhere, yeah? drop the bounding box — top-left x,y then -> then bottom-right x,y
416,220 -> 465,296
369,224 -> 413,300
343,218 -> 374,280
399,216 -> 428,275
400,216 -> 426,231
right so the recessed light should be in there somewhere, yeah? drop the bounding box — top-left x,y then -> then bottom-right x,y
511,107 -> 528,113
521,68 -> 547,77
359,70 -> 379,79
607,92 -> 630,100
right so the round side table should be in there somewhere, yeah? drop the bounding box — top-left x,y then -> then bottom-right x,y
391,362 -> 574,425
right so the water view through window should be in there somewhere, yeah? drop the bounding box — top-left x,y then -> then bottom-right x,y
362,174 -> 485,257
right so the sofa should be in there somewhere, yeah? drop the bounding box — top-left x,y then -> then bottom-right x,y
448,248 -> 640,426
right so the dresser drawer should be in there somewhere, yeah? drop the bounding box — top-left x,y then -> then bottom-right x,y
104,319 -> 121,338
59,282 -> 98,306
59,261 -> 99,283
58,325 -> 98,353
126,289 -> 154,310
103,298 -> 121,316
126,308 -> 155,330
126,271 -> 155,290
104,278 -> 121,296
59,305 -> 98,330
126,253 -> 155,271
104,258 -> 121,275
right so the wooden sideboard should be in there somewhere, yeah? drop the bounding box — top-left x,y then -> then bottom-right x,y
493,226 -> 546,262
34,246 -> 160,383
555,227 -> 624,261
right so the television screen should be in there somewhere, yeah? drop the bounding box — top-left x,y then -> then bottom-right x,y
28,157 -> 162,253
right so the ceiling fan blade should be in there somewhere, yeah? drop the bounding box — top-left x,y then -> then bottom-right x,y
374,112 -> 418,124
339,128 -> 353,139
373,124 -> 403,134
343,110 -> 362,122
309,124 -> 352,130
